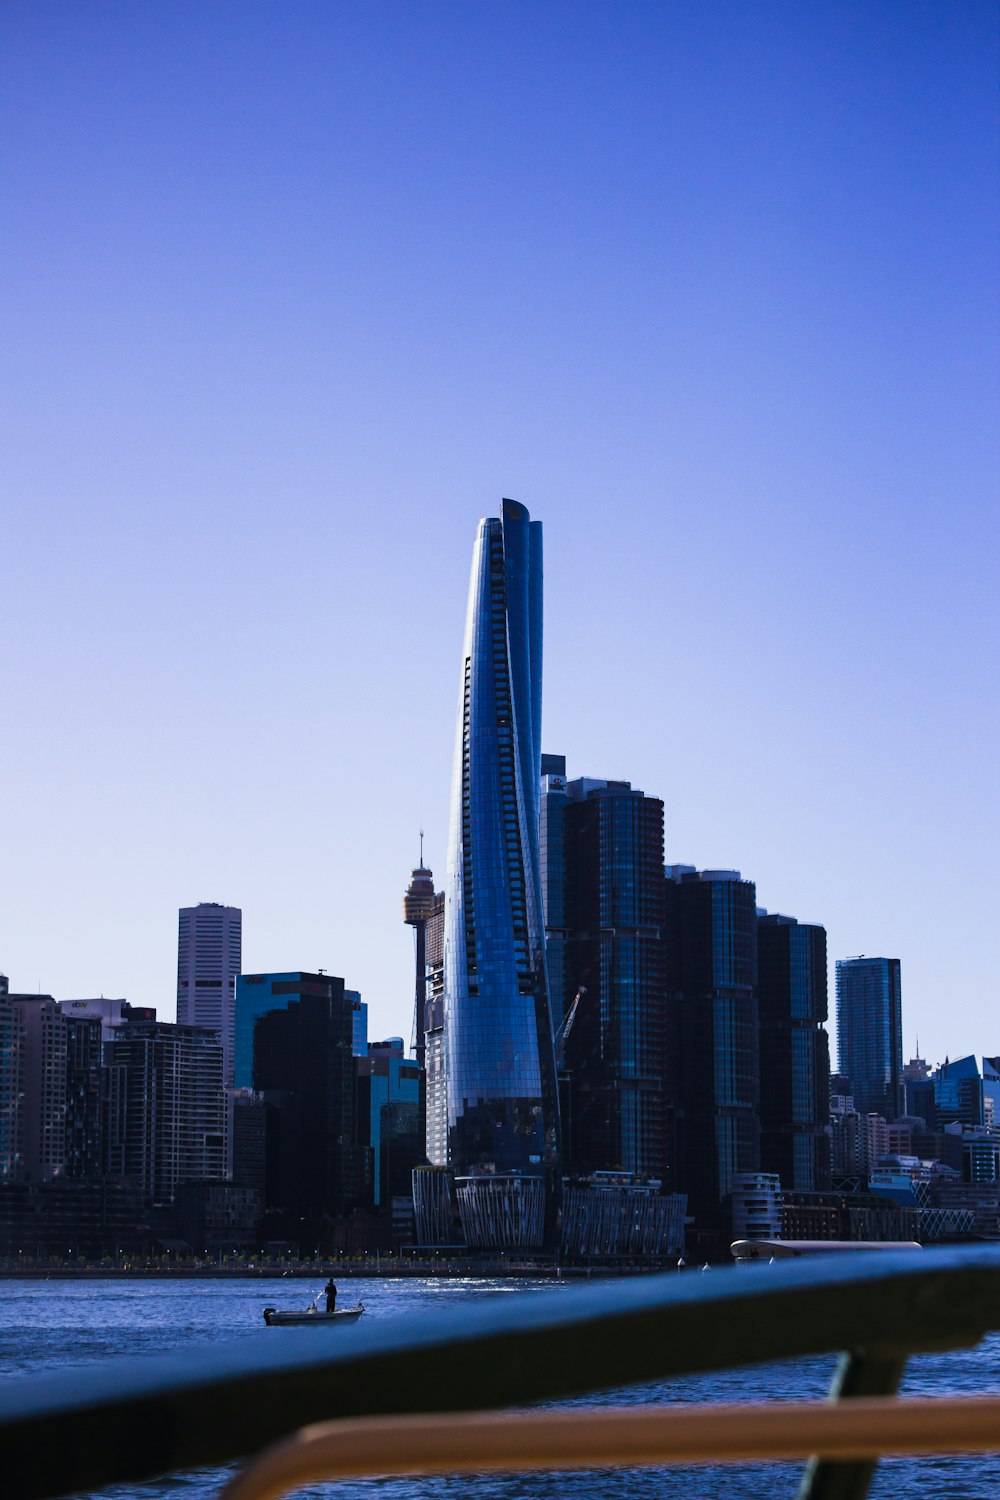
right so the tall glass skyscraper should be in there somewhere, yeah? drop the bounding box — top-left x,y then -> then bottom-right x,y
443,499 -> 560,1248
836,956 -> 903,1120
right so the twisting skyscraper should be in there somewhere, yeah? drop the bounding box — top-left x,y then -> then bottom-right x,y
443,499 -> 560,1248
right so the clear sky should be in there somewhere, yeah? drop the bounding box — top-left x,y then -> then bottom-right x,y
2,2 -> 997,1066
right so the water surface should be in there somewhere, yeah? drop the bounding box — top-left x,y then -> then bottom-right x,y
1,1275 -> 997,1499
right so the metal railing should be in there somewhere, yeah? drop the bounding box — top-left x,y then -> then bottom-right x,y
3,1244 -> 1000,1500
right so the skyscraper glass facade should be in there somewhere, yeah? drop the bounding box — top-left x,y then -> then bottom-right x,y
443,500 -> 560,1239
542,767 -> 667,1181
665,867 -> 760,1236
835,956 -> 903,1120
757,913 -> 831,1192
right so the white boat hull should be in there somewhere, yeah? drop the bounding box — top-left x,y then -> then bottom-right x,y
263,1305 -> 364,1326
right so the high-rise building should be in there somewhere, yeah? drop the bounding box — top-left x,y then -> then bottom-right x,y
665,867 -> 760,1241
835,957 -> 903,1120
234,971 -> 363,1089
443,499 -> 560,1248
57,998 -> 135,1040
251,976 -> 370,1234
177,904 -> 242,1088
350,994 -> 368,1057
542,764 -> 667,1181
757,912 -> 831,1192
7,995 -> 103,1184
104,1020 -> 226,1204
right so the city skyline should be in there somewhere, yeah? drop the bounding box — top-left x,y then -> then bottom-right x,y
2,5 -> 997,1062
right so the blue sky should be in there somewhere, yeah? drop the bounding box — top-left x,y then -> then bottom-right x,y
1,1 -> 997,1063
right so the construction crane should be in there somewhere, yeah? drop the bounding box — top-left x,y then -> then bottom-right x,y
556,987 -> 586,1066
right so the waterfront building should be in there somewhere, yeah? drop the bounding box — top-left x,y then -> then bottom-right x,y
780,1188 -> 919,1244
757,913 -> 831,1192
0,1178 -> 147,1256
443,499 -> 560,1249
171,1179 -> 262,1254
411,1163 -> 459,1246
560,1172 -> 686,1261
0,977 -> 24,1180
251,975 -> 370,1233
835,956 -> 903,1120
176,904 -> 242,1089
829,1093 -> 865,1179
664,867 -> 760,1242
730,1171 -> 783,1242
104,1019 -> 226,1204
542,762 -> 667,1180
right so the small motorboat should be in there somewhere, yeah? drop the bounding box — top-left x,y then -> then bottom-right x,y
262,1301 -> 364,1327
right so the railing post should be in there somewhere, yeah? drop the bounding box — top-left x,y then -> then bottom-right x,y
796,1346 -> 907,1500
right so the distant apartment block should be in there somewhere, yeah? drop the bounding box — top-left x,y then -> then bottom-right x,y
104,1020 -> 226,1204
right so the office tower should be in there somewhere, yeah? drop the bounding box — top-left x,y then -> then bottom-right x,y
835,957 -> 903,1119
0,977 -> 24,1180
443,499 -> 560,1249
57,999 -> 145,1040
350,994 -> 368,1057
355,1038 -> 422,1206
932,1056 -> 985,1129
542,762 -> 667,1180
104,1020 -> 226,1203
665,867 -> 760,1240
177,904 -> 242,1088
234,971 -> 364,1089
251,975 -> 370,1233
757,913 -> 831,1192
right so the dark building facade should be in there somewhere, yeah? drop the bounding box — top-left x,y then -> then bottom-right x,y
443,499 -> 560,1248
252,974 -> 371,1237
836,956 -> 903,1119
542,765 -> 667,1181
665,867 -> 760,1237
757,913 -> 831,1192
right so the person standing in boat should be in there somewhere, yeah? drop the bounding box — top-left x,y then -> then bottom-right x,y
324,1279 -> 337,1313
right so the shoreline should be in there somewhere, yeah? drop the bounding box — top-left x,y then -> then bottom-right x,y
0,1262 -> 653,1280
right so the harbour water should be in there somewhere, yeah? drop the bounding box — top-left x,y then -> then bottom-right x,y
2,1275 -> 999,1499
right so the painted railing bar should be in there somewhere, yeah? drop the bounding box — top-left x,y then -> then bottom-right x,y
219,1395 -> 1000,1500
798,1345 -> 908,1500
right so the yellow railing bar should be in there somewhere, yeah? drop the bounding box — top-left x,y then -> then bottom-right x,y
220,1394 -> 1000,1500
